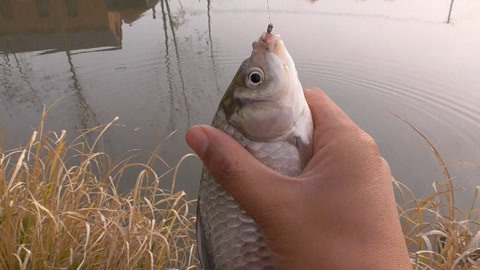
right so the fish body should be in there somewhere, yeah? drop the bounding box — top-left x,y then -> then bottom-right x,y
197,31 -> 314,270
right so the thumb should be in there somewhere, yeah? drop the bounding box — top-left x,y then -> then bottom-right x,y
186,125 -> 292,223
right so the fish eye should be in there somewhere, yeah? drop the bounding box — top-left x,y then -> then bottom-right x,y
250,72 -> 262,84
247,70 -> 264,88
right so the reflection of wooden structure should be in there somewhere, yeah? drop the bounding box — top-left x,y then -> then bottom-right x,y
0,0 -> 120,35
108,0 -> 158,24
0,0 -> 155,53
107,0 -> 157,10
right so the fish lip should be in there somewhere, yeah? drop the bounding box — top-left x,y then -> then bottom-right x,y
252,33 -> 282,55
260,32 -> 276,44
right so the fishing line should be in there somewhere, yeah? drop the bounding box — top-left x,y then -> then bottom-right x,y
266,0 -> 273,34
266,0 -> 272,24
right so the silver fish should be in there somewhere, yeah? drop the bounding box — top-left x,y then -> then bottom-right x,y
197,29 -> 314,270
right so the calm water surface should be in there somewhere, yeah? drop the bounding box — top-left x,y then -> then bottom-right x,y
1,0 -> 479,207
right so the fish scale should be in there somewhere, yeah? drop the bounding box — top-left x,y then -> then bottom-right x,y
198,114 -> 305,269
197,31 -> 313,270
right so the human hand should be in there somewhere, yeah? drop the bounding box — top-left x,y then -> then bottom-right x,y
186,88 -> 411,269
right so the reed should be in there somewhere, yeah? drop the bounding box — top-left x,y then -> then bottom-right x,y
395,116 -> 480,269
0,108 -> 197,269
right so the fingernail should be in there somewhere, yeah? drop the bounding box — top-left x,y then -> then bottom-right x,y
186,125 -> 209,158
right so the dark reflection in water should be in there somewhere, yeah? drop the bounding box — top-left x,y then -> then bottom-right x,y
36,0 -> 50,18
65,0 -> 78,17
0,0 -> 14,19
207,0 -> 220,94
0,0 -> 124,53
66,50 -> 99,129
159,0 -> 174,132
1,0 -> 480,208
164,0 -> 190,128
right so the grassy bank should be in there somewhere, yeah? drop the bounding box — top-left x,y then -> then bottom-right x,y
397,174 -> 480,269
1,112 -> 479,269
0,111 -> 197,269
395,117 -> 480,269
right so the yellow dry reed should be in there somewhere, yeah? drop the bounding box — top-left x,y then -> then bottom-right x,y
395,116 -> 480,269
0,108 -> 198,270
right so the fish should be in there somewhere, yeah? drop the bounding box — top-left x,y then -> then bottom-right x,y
197,28 -> 314,270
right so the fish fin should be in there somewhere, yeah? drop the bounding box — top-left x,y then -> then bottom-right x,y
196,197 -> 215,270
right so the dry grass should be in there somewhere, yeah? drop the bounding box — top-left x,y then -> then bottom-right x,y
395,115 -> 480,269
1,108 -> 480,270
0,108 -> 198,270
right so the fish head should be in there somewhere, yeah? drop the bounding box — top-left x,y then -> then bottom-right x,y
222,32 -> 305,141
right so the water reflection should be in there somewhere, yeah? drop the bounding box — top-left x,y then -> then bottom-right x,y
0,0 -> 123,53
163,0 -> 190,128
159,0 -> 174,132
66,51 -> 99,129
109,0 -> 158,24
0,0 -> 168,130
0,0 -> 13,19
11,53 -> 42,107
0,0 -> 162,53
207,0 -> 220,94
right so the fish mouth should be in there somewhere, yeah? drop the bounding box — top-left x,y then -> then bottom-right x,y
252,32 -> 287,61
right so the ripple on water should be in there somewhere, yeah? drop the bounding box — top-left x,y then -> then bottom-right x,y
295,56 -> 480,146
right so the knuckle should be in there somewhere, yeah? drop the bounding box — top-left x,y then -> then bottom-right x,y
359,131 -> 380,155
346,128 -> 380,156
381,157 -> 392,174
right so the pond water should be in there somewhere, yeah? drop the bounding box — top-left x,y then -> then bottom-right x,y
1,0 -> 479,207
